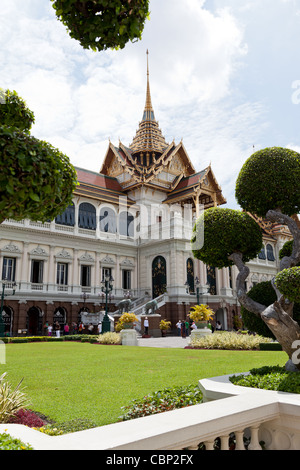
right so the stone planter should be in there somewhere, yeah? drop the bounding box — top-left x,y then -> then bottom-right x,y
196,321 -> 208,329
120,328 -> 138,346
190,327 -> 212,342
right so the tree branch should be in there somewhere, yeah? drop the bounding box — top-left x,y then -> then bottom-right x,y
266,210 -> 300,270
228,252 -> 266,316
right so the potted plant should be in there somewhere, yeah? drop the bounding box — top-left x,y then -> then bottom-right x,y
159,319 -> 171,337
115,312 -> 138,331
189,304 -> 214,329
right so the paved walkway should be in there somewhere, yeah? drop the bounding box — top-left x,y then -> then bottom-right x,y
137,335 -> 191,348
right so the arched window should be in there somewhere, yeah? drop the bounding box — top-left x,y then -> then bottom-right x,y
258,246 -> 266,260
78,203 -> 96,230
266,244 -> 275,262
119,211 -> 134,238
207,265 -> 216,295
55,203 -> 75,227
100,207 -> 117,233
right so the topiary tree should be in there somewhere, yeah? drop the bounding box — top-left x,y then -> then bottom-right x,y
51,0 -> 150,52
192,147 -> 300,370
0,88 -> 77,224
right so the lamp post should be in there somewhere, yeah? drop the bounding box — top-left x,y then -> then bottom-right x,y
195,276 -> 200,305
101,274 -> 114,334
81,292 -> 89,312
0,280 -> 17,337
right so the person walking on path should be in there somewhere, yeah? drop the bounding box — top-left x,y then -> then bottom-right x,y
55,322 -> 60,337
181,321 -> 186,338
144,317 -> 149,335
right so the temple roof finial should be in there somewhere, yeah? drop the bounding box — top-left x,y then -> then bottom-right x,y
129,50 -> 168,156
144,49 -> 154,120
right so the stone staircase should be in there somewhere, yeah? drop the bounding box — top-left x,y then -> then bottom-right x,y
112,293 -> 168,335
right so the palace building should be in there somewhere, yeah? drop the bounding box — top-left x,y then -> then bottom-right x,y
0,54 -> 293,336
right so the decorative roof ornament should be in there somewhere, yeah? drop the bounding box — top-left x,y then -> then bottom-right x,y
130,50 -> 169,157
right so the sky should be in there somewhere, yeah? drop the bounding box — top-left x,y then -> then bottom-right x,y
1,0 -> 300,209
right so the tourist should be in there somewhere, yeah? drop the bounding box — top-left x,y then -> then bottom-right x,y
185,319 -> 190,336
48,324 -> 53,336
176,320 -> 181,336
64,323 -> 69,335
181,321 -> 186,338
55,322 -> 60,337
216,321 -> 222,331
144,316 -> 149,335
98,322 -> 102,334
72,322 -> 77,334
191,321 -> 197,330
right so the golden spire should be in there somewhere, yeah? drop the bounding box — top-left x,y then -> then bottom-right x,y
130,50 -> 168,156
144,49 -> 154,120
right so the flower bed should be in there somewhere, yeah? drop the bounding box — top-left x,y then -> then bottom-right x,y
189,331 -> 273,350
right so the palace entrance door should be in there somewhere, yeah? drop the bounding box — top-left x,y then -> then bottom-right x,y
152,256 -> 167,299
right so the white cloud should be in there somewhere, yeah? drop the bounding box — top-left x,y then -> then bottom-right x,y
0,0 -> 280,209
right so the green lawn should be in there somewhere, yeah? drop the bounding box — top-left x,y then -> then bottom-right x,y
0,342 -> 286,427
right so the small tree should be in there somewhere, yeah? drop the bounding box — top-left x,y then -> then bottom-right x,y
51,0 -> 150,52
0,88 -> 77,224
192,147 -> 300,370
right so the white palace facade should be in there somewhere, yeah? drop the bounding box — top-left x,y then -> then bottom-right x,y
0,56 -> 293,336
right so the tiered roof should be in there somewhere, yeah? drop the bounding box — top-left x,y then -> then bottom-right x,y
82,52 -> 226,210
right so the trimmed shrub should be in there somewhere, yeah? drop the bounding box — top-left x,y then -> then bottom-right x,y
192,207 -> 262,268
235,147 -> 300,217
230,366 -> 300,394
97,332 -> 121,345
259,342 -> 282,351
275,267 -> 300,303
189,331 -> 272,350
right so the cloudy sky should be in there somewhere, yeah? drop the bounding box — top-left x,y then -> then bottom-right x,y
1,0 -> 300,209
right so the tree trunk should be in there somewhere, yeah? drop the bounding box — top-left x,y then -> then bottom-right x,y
229,250 -> 300,371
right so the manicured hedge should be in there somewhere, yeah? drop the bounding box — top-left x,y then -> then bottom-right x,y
259,342 -> 282,351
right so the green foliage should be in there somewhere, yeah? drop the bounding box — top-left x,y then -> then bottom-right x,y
241,281 -> 300,336
119,385 -> 202,421
279,240 -> 293,260
241,281 -> 277,339
275,267 -> 300,303
0,432 -> 33,450
51,0 -> 150,52
192,207 -> 262,268
0,373 -> 30,424
0,89 -> 35,132
41,417 -> 97,435
259,342 -> 282,351
235,147 -> 300,217
0,126 -> 77,223
230,365 -> 300,394
190,331 -> 272,350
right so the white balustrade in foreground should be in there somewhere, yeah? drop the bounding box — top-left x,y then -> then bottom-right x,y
1,374 -> 300,450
